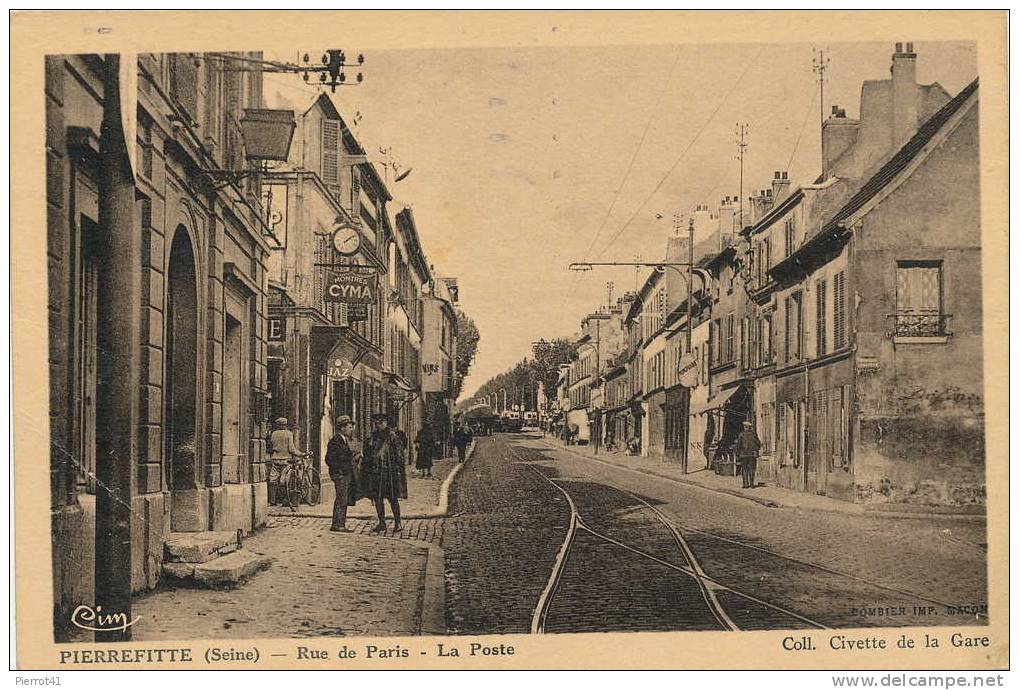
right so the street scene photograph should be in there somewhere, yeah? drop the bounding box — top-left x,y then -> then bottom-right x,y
28,18 -> 998,662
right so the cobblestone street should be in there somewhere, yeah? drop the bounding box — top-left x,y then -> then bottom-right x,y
442,433 -> 989,634
130,432 -> 988,640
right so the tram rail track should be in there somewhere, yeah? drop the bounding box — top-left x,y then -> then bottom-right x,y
515,435 -> 970,613
499,437 -> 828,634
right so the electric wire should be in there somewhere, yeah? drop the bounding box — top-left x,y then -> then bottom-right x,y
592,45 -> 766,260
563,48 -> 683,304
785,81 -> 820,173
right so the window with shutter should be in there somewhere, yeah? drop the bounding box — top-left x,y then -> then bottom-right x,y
833,271 -> 846,349
169,53 -> 199,124
816,278 -> 827,357
321,119 -> 339,187
785,292 -> 802,362
895,261 -> 944,337
724,312 -> 734,363
784,218 -> 795,259
315,235 -> 327,313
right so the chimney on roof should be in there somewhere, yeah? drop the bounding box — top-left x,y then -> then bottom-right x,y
891,41 -> 919,149
717,195 -> 737,245
822,102 -> 860,179
772,170 -> 791,203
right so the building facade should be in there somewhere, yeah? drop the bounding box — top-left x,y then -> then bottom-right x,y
421,276 -> 458,453
48,52 -> 278,638
563,44 -> 982,506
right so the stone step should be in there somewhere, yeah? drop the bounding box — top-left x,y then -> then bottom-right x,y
164,531 -> 240,564
162,550 -> 273,588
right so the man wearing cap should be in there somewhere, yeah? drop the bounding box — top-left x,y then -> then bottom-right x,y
325,415 -> 358,532
268,418 -> 307,506
735,419 -> 763,489
362,413 -> 408,533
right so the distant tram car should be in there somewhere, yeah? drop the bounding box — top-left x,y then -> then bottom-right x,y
522,410 -> 538,428
502,410 -> 524,432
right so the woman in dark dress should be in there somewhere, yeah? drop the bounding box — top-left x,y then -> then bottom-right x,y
362,413 -> 408,533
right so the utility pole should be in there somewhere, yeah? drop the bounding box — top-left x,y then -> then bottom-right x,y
813,47 -> 831,174
812,47 -> 831,132
735,123 -> 749,227
606,281 -> 614,306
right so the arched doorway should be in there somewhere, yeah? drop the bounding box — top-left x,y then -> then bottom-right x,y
166,226 -> 201,530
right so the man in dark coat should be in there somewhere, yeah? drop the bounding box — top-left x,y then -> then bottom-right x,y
452,424 -> 472,463
324,415 -> 358,532
363,413 -> 408,533
735,419 -> 763,489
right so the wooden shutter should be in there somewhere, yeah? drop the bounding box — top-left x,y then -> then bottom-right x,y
833,271 -> 846,349
321,119 -> 339,187
816,278 -> 827,357
896,264 -> 941,314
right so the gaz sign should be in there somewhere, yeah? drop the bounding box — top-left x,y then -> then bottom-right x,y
325,271 -> 376,304
327,358 -> 354,379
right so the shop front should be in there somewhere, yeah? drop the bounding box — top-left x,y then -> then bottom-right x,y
698,383 -> 752,476
662,385 -> 691,469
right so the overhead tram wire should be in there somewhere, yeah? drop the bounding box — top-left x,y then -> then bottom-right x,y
579,47 -> 683,263
563,47 -> 683,304
591,44 -> 765,260
785,81 -> 820,173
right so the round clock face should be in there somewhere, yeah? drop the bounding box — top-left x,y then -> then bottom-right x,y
332,225 -> 361,256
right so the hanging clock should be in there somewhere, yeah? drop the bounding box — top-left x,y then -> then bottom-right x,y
332,224 -> 362,256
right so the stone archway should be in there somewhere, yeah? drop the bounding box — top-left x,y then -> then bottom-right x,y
166,226 -> 202,531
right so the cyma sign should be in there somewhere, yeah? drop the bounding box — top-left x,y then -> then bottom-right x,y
326,271 -> 376,304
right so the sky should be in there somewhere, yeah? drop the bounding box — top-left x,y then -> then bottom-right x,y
263,41 -> 977,401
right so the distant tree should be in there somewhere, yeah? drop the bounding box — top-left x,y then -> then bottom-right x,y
530,338 -> 578,412
453,309 -> 480,400
468,338 -> 576,413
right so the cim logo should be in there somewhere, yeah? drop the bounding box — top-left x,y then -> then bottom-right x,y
71,604 -> 140,633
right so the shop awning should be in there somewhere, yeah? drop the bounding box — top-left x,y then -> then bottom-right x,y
689,383 -> 748,415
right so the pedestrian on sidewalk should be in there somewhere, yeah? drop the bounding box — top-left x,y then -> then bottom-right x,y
735,419 -> 762,489
267,418 -> 307,507
453,424 -> 472,463
363,413 -> 408,533
414,426 -> 435,478
325,415 -> 359,532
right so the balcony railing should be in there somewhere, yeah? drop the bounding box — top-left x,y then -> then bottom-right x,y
890,311 -> 952,338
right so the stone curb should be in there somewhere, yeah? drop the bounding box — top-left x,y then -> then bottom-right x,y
276,442 -> 476,520
418,541 -> 447,636
534,437 -> 985,521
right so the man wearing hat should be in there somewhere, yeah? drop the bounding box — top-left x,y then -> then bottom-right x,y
362,413 -> 408,533
734,418 -> 763,489
325,415 -> 358,532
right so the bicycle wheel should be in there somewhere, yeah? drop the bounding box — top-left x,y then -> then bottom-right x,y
307,468 -> 321,505
285,467 -> 304,509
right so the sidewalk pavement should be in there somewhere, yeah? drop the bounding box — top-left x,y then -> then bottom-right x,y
133,518 -> 445,640
533,435 -> 985,521
269,446 -> 474,520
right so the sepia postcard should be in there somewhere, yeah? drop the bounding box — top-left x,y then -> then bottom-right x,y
10,9 -> 1009,671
